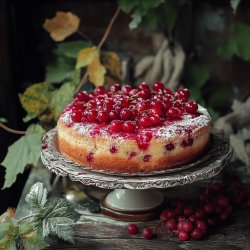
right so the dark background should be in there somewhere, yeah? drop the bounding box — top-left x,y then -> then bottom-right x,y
1,0 -> 250,213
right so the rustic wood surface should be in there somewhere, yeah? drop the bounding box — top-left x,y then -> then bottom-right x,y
15,162 -> 250,250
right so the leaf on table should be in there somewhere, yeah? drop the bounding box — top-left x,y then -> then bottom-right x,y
1,125 -> 45,189
43,11 -> 80,42
31,198 -> 74,243
75,46 -> 97,69
87,51 -> 106,86
19,83 -> 53,118
25,183 -> 48,210
54,41 -> 92,59
50,83 -> 75,120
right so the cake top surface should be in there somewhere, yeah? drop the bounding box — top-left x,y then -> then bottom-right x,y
59,83 -> 211,144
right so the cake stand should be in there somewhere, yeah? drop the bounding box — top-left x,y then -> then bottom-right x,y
41,129 -> 232,221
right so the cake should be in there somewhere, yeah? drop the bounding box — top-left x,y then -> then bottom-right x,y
57,82 -> 211,173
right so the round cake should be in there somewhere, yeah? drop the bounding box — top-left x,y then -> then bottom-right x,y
57,82 -> 211,173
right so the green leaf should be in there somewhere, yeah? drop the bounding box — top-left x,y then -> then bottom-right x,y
22,233 -> 48,250
0,223 -> 11,239
50,83 -> 75,120
161,0 -> 177,32
54,41 -> 92,59
22,113 -> 37,123
31,199 -> 74,243
129,11 -> 142,29
26,124 -> 45,135
0,117 -> 7,123
0,238 -> 17,250
218,37 -> 237,60
208,87 -> 234,108
118,0 -> 138,13
1,126 -> 45,189
45,57 -> 75,84
25,183 -> 47,210
230,0 -> 241,14
76,46 -> 97,69
19,224 -> 33,235
187,64 -> 210,88
189,87 -> 205,106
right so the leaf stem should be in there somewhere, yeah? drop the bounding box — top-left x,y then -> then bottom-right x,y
0,122 -> 26,135
17,213 -> 40,223
75,7 -> 120,94
76,30 -> 92,43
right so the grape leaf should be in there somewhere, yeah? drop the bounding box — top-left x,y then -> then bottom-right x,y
76,46 -> 97,69
230,0 -> 241,14
87,51 -> 106,86
0,117 -> 7,123
50,83 -> 75,119
43,12 -> 80,42
1,125 -> 45,189
19,83 -> 53,117
25,183 -> 47,210
54,41 -> 92,59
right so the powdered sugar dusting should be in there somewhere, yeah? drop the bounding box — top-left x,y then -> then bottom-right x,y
59,105 -> 211,141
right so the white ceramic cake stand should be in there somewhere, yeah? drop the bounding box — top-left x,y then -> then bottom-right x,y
41,129 -> 232,221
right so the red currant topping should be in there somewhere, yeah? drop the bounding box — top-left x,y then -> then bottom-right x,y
136,102 -> 149,112
142,228 -> 153,240
97,111 -> 109,123
164,100 -> 172,110
110,83 -> 121,93
129,151 -> 137,159
139,89 -> 151,99
109,110 -> 119,120
175,88 -> 190,101
138,82 -> 149,90
150,115 -> 160,126
139,116 -> 151,128
150,108 -> 163,116
94,86 -> 106,96
122,85 -> 132,93
109,120 -> 123,133
153,82 -> 164,91
150,100 -> 163,109
143,154 -> 152,162
184,206 -> 195,217
178,231 -> 189,241
76,91 -> 90,102
185,100 -> 198,114
163,88 -> 172,95
71,111 -> 83,122
123,121 -> 136,133
110,145 -> 118,153
127,224 -> 138,234
120,108 -> 133,120
166,107 -> 179,119
165,143 -> 175,151
87,110 -> 98,122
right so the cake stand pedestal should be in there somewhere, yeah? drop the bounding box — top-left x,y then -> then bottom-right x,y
41,129 -> 232,221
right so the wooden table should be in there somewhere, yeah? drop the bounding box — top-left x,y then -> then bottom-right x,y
15,161 -> 250,250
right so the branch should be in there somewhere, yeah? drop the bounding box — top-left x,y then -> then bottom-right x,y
76,30 -> 92,43
0,122 -> 26,135
75,7 -> 120,94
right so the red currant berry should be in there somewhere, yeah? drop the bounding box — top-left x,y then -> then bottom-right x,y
190,228 -> 204,240
177,221 -> 185,231
183,221 -> 193,232
127,224 -> 138,234
137,102 -> 149,112
153,82 -> 164,91
139,116 -> 151,128
195,208 -> 205,219
94,86 -> 106,96
138,82 -> 149,90
71,111 -> 83,122
196,220 -> 207,234
142,228 -> 153,240
160,209 -> 171,222
120,108 -> 133,120
150,108 -> 163,116
163,88 -> 172,95
110,83 -> 121,93
97,110 -> 109,123
178,231 -> 189,241
189,215 -> 197,223
204,202 -> 215,214
87,110 -> 98,122
166,107 -> 179,119
150,115 -> 160,126
129,89 -> 139,96
139,89 -> 151,99
109,110 -> 119,120
184,206 -> 195,217
176,88 -> 190,101
123,121 -> 136,133
178,215 -> 186,221
166,219 -> 177,231
76,91 -> 90,102
151,100 -> 163,109
109,120 -> 123,133
217,195 -> 230,208
122,85 -> 132,94
185,100 -> 198,114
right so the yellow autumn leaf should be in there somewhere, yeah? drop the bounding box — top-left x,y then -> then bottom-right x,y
43,11 -> 80,41
87,51 -> 106,86
76,46 -> 97,69
101,51 -> 122,80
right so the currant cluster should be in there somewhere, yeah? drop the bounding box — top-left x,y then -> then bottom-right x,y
67,82 -> 199,133
127,171 -> 250,241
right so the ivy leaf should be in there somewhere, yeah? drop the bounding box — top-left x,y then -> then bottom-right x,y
230,0 -> 241,14
25,183 -> 47,210
45,57 -> 75,84
1,125 -> 45,189
0,117 -> 7,123
54,41 -> 92,59
187,64 -> 210,88
19,83 -> 53,117
31,199 -> 75,243
43,11 -> 80,42
87,51 -> 106,86
76,46 -> 97,69
50,83 -> 75,119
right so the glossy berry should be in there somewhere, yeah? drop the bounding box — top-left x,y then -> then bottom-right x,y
204,202 -> 215,214
139,89 -> 151,99
123,121 -> 136,133
195,208 -> 205,219
109,120 -> 123,132
137,102 -> 149,112
109,110 -> 119,120
110,83 -> 121,93
164,100 -> 172,110
217,195 -> 230,208
139,116 -> 151,128
185,100 -> 198,114
166,107 -> 179,119
190,228 -> 204,240
77,91 -> 90,102
150,108 -> 163,116
94,86 -> 106,96
142,228 -> 153,240
150,115 -> 161,126
160,209 -> 171,221
176,88 -> 190,101
120,108 -> 133,120
71,111 -> 82,122
97,111 -> 109,123
151,100 -> 163,109
138,82 -> 149,90
87,110 -> 98,122
122,85 -> 132,93
183,221 -> 194,232
166,219 -> 177,231
153,82 -> 164,91
127,224 -> 138,234
184,206 -> 195,217
178,231 -> 189,241
196,220 -> 207,234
